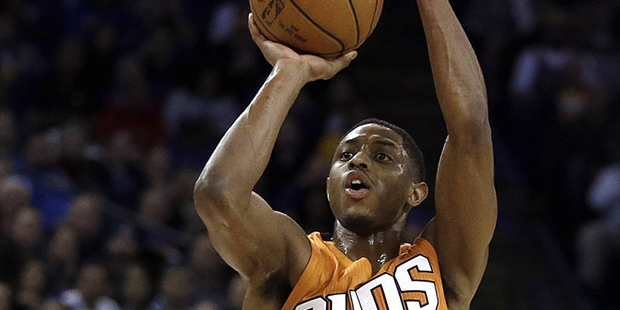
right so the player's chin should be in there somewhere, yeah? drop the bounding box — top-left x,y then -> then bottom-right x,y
339,213 -> 378,237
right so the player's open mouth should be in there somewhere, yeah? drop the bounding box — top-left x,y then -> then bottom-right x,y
345,175 -> 371,200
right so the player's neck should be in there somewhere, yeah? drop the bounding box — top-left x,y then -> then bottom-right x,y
332,218 -> 405,274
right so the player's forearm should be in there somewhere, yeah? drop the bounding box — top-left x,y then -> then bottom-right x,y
417,0 -> 489,137
195,62 -> 306,208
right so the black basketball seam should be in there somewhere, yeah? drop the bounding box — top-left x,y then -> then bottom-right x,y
250,1 -> 284,45
347,0 -> 360,48
289,0 -> 346,55
368,0 -> 379,39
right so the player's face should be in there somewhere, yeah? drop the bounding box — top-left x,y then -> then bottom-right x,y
327,124 -> 416,235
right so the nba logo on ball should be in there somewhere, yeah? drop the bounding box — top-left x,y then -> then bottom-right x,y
261,0 -> 285,26
250,0 -> 384,58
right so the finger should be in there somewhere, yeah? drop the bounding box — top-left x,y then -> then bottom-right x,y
330,51 -> 358,71
343,51 -> 358,61
318,51 -> 357,80
248,13 -> 267,44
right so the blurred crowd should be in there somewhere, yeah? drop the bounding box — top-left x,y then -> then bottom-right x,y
0,0 -> 619,309
464,0 -> 620,306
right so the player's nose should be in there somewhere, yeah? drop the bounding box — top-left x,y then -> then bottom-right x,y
348,153 -> 368,170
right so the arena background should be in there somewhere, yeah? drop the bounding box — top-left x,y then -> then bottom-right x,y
1,0 -> 620,309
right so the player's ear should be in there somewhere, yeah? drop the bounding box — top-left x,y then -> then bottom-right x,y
407,182 -> 428,208
326,177 -> 331,203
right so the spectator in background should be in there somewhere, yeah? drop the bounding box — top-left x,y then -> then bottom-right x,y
41,299 -> 68,310
263,88 -> 332,217
137,187 -> 184,264
298,184 -> 333,234
0,14 -> 48,112
18,132 -> 76,229
0,110 -> 17,157
59,121 -> 109,192
105,225 -> 140,264
0,282 -> 11,310
141,26 -> 180,97
60,0 -> 95,39
120,264 -> 152,310
218,2 -> 263,103
95,56 -> 167,149
65,193 -> 106,260
138,186 -> 172,227
103,131 -> 144,206
142,145 -> 171,188
12,207 -> 44,259
189,68 -> 238,138
0,176 -> 32,234
0,156 -> 11,184
544,61 -> 610,218
576,129 -> 620,301
188,234 -> 229,306
164,67 -> 239,169
193,301 -> 221,310
50,38 -> 87,122
60,264 -> 121,310
104,225 -> 141,298
262,116 -> 305,208
578,2 -> 618,52
46,225 -> 80,294
14,259 -> 47,310
81,22 -> 120,116
0,207 -> 43,285
509,6 -> 598,126
171,169 -> 204,235
149,266 -> 192,310
323,75 -> 366,133
462,0 -> 535,102
507,3 -> 611,224
207,0 -> 242,46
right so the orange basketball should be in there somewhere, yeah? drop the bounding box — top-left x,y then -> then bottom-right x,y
249,0 -> 383,58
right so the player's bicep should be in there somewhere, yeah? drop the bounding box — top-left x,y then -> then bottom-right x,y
195,192 -> 309,281
422,134 -> 497,301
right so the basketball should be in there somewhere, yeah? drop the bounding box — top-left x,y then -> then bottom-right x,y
249,0 -> 383,58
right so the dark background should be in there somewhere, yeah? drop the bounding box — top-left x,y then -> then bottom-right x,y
1,0 -> 620,309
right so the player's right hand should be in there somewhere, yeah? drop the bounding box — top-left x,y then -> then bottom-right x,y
248,13 -> 357,83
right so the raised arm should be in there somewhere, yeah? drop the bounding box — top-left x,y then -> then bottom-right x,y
193,14 -> 356,302
416,0 -> 497,308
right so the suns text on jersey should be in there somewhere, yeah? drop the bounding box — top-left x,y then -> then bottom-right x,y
294,255 -> 440,310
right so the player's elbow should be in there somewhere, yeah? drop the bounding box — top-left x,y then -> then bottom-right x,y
449,110 -> 491,144
193,177 -> 232,214
446,104 -> 491,139
460,102 -> 490,129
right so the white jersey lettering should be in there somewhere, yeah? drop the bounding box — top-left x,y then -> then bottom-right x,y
294,254 -> 440,310
395,255 -> 439,310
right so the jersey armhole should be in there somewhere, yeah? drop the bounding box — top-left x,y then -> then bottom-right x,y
282,232 -> 323,309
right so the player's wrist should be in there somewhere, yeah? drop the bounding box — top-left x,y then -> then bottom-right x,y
274,59 -> 313,85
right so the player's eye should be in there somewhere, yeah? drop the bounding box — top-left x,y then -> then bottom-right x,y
376,153 -> 391,162
340,151 -> 353,161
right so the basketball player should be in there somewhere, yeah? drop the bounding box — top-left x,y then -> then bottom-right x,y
193,0 -> 497,309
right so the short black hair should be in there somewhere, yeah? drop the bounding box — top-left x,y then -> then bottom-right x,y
343,118 -> 426,182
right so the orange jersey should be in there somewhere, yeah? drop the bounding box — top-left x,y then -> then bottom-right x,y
282,232 -> 448,310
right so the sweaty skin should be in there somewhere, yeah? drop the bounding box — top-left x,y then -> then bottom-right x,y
193,0 -> 497,309
327,124 -> 428,274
